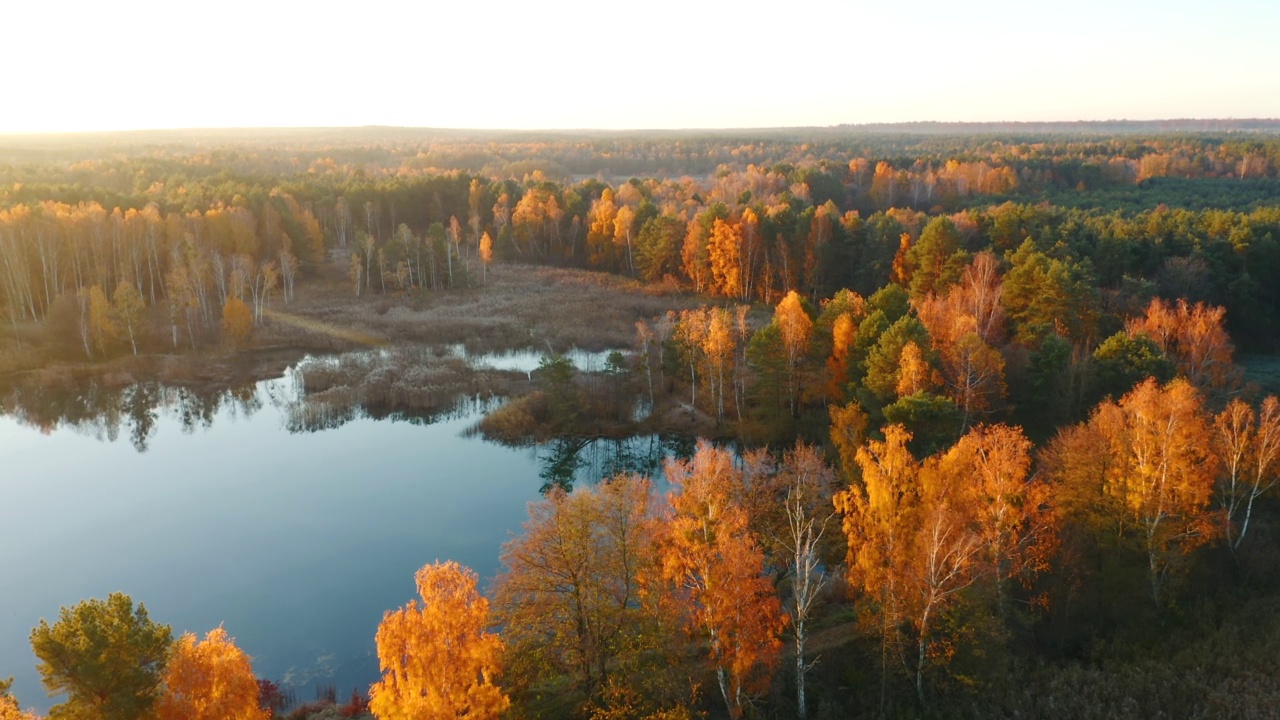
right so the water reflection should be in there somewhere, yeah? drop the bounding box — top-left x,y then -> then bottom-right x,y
0,351 -> 511,448
446,344 -> 624,375
0,379 -> 268,452
535,434 -> 692,494
0,352 -> 685,490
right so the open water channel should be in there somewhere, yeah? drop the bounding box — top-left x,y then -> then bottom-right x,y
0,349 -> 678,712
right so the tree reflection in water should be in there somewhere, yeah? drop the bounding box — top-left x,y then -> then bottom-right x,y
0,378 -> 266,452
535,434 -> 694,494
0,368 -> 684,492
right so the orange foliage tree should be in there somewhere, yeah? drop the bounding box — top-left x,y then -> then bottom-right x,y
1126,297 -> 1238,394
816,289 -> 866,403
836,422 -> 1051,706
833,425 -> 918,708
660,441 -> 786,719
370,561 -> 508,720
906,442 -> 986,705
775,443 -> 838,720
493,474 -> 666,701
914,252 -> 1009,429
824,311 -> 857,400
157,628 -> 267,720
1213,396 -> 1280,551
953,251 -> 1006,345
1089,378 -> 1219,605
945,424 -> 1054,612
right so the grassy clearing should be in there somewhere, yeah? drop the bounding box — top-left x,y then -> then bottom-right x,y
1242,354 -> 1280,397
262,309 -> 387,347
286,262 -> 702,355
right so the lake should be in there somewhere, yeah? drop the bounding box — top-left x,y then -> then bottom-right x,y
0,354 -> 677,712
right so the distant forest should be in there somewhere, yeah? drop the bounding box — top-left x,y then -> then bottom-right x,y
3,121 -> 1280,352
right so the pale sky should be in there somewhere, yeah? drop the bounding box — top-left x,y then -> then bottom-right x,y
2,0 -> 1277,132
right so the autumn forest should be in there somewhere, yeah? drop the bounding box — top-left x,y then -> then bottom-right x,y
6,122 -> 1280,719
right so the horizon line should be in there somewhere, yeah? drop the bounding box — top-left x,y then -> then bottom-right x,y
3,117 -> 1280,138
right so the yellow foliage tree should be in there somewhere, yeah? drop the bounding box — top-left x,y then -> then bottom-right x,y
587,189 -> 619,269
895,341 -> 939,398
828,400 -> 869,482
908,441 -> 985,705
707,218 -> 743,299
494,475 -> 662,697
111,281 -> 147,355
478,231 -> 493,284
702,308 -> 737,422
221,296 -> 253,348
834,425 -> 918,708
0,696 -> 40,720
370,561 -> 508,720
0,678 -> 40,720
493,475 -> 692,716
835,422 -> 1038,706
614,204 -> 637,275
87,284 -> 118,357
775,290 -> 813,416
157,628 -> 267,720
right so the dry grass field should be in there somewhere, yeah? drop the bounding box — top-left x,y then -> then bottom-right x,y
279,262 -> 697,354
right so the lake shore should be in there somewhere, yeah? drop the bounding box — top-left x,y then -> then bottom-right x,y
0,262 -> 685,380
0,262 -> 729,440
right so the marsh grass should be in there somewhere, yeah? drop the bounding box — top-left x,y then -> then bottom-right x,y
289,347 -> 527,430
284,263 -> 700,355
474,391 -> 549,444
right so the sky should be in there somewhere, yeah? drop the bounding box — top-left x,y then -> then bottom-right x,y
2,0 -> 1278,132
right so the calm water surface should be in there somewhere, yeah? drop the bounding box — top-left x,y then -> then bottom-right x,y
0,358 -> 670,711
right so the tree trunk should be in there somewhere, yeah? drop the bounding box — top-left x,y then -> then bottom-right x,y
716,665 -> 735,720
916,605 -> 931,707
796,627 -> 808,720
1237,495 -> 1258,551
